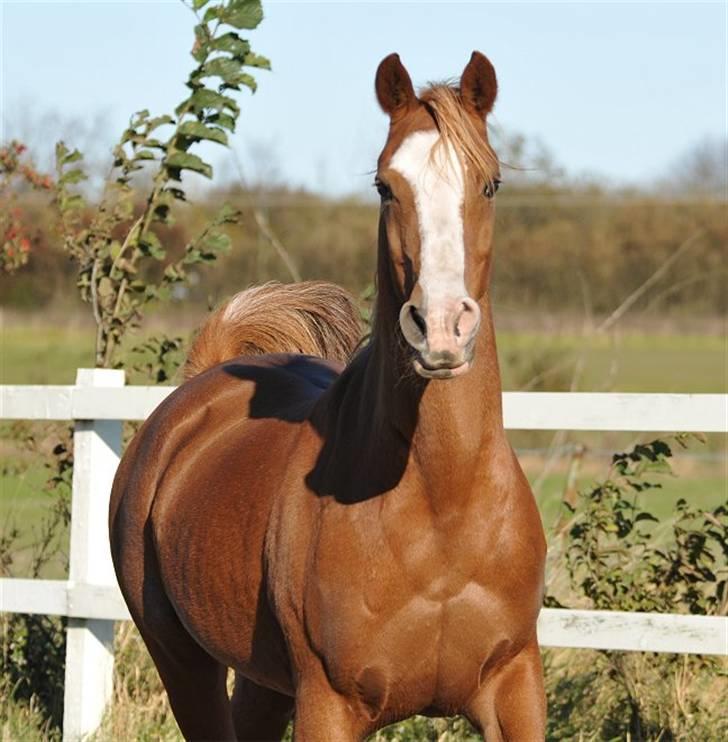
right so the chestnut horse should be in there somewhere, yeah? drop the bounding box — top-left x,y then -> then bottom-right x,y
110,52 -> 546,740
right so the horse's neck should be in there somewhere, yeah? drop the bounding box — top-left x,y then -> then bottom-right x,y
366,296 -> 509,505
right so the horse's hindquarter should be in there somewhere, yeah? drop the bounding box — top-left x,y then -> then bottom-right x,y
294,454 -> 545,719
110,354 -> 340,695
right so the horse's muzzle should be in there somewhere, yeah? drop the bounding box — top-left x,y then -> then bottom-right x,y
399,296 -> 480,379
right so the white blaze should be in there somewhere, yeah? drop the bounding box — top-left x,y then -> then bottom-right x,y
389,129 -> 466,303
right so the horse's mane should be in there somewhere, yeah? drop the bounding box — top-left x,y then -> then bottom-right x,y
420,84 -> 500,189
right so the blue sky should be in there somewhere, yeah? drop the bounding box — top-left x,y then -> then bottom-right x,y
1,1 -> 725,195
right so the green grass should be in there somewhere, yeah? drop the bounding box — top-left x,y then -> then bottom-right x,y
1,458 -> 69,579
498,330 -> 727,393
529,467 -> 726,531
1,325 -> 95,385
1,322 -> 726,391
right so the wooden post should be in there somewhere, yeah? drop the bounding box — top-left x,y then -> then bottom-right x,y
62,368 -> 124,741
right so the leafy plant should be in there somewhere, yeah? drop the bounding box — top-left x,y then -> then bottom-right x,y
127,335 -> 186,384
0,422 -> 73,732
561,436 -> 726,616
546,436 -> 727,740
54,0 -> 268,367
0,140 -> 54,274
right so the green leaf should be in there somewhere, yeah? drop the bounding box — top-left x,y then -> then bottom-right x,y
243,52 -> 270,70
61,193 -> 85,211
129,151 -> 154,163
60,146 -> 83,166
146,115 -> 175,132
237,73 -> 257,92
129,109 -> 150,128
97,276 -> 114,298
217,203 -> 240,223
55,141 -> 70,162
210,32 -> 250,56
201,57 -> 245,85
206,112 -> 236,132
192,23 -> 211,62
141,138 -> 168,151
153,203 -> 172,224
222,0 -> 263,29
177,121 -> 228,146
162,187 -> 187,201
192,0 -> 211,9
202,231 -> 231,253
164,263 -> 186,283
183,247 -> 202,264
138,231 -> 166,260
202,5 -> 221,23
183,88 -> 240,116
60,168 -> 87,185
165,152 -> 213,179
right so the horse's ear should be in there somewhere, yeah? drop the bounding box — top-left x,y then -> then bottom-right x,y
460,51 -> 497,118
375,53 -> 417,119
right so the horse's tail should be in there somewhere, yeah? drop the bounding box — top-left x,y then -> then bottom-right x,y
183,281 -> 362,380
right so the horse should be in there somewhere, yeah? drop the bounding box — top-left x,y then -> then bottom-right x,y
110,51 -> 547,741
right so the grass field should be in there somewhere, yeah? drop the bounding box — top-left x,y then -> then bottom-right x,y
1,321 -> 726,391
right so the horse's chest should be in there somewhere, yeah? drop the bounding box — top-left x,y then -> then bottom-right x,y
303,504 -> 542,714
309,569 -> 522,715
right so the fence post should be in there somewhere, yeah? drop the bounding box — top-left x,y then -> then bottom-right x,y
62,368 -> 125,741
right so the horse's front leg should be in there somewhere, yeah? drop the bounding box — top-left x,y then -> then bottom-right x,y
466,638 -> 546,741
293,666 -> 369,742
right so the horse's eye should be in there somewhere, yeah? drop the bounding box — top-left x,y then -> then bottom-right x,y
375,179 -> 393,202
484,178 -> 501,199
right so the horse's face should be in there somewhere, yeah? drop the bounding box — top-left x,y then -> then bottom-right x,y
375,52 -> 499,379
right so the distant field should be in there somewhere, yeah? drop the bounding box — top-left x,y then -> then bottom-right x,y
1,325 -> 95,385
2,322 -> 726,392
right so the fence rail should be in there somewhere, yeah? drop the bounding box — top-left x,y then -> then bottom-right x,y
1,374 -> 726,740
3,384 -> 726,431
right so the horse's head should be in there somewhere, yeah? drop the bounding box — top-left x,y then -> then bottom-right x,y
375,52 -> 499,380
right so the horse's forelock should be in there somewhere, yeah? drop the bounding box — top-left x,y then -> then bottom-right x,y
419,84 -> 500,190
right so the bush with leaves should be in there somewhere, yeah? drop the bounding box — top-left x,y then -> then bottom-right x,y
546,436 -> 727,740
0,140 -> 54,274
55,0 -> 269,368
1,422 -> 73,733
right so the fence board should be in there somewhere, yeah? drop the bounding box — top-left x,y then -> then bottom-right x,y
1,578 -> 69,616
503,392 -> 728,432
2,385 -> 726,432
538,608 -> 727,655
1,385 -> 73,420
0,579 -> 131,621
3,577 -> 724,656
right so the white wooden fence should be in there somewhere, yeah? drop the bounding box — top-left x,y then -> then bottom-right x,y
1,370 -> 726,741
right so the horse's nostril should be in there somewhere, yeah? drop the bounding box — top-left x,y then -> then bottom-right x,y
454,299 -> 480,343
410,305 -> 427,338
